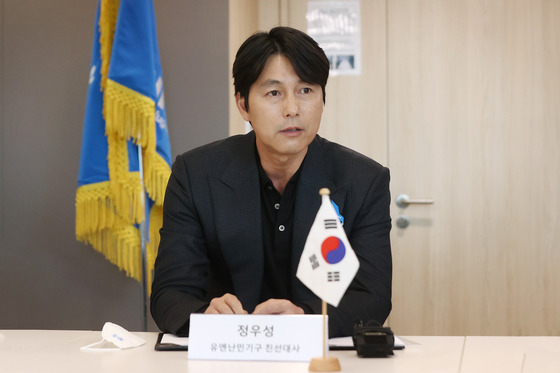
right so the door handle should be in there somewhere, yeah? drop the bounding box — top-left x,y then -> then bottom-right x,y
396,216 -> 410,228
396,194 -> 434,208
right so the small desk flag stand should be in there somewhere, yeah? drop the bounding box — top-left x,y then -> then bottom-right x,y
308,300 -> 341,372
297,188 -> 360,372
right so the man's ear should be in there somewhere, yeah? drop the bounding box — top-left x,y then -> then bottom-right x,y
235,93 -> 250,122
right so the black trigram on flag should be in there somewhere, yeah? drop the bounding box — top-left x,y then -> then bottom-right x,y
324,219 -> 337,229
327,271 -> 340,282
309,254 -> 319,270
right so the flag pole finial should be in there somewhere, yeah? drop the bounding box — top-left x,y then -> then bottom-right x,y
319,188 -> 330,196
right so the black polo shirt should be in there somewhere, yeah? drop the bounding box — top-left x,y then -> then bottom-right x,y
257,156 -> 303,302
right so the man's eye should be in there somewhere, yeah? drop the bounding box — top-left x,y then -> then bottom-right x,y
301,87 -> 312,94
267,90 -> 280,96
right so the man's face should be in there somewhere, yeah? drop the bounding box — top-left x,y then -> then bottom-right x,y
236,54 -> 324,163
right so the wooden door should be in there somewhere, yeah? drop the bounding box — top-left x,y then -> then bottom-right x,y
388,0 -> 560,335
231,0 -> 560,335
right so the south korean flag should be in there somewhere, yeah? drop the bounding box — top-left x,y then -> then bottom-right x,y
296,188 -> 359,307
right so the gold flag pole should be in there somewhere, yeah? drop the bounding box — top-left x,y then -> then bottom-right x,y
322,301 -> 327,357
307,188 -> 342,371
308,301 -> 341,371
137,143 -> 149,332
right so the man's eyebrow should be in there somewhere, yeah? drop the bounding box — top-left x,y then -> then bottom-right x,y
259,79 -> 309,88
260,79 -> 282,88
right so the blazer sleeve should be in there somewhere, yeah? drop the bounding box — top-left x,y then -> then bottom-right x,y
300,166 -> 392,337
333,166 -> 392,336
150,155 -> 211,336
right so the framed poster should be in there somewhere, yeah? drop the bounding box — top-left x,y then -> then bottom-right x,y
307,1 -> 362,76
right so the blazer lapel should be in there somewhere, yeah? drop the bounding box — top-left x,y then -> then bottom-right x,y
291,137 -> 347,282
212,133 -> 263,311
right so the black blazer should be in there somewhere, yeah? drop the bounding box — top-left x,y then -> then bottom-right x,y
150,132 -> 392,337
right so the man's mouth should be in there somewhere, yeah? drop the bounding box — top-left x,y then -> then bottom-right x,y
280,127 -> 302,133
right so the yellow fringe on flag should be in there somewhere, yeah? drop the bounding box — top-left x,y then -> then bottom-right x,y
76,181 -> 162,293
105,78 -> 170,205
77,0 -> 170,290
144,150 -> 171,205
106,132 -> 144,224
99,0 -> 120,91
81,225 -> 142,282
75,181 -> 126,237
105,79 -> 155,148
75,181 -> 144,282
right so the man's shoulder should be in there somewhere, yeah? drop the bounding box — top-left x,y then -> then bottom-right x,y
176,132 -> 254,164
309,136 -> 390,203
312,135 -> 386,172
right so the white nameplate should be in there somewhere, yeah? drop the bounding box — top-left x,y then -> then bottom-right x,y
188,314 -> 326,362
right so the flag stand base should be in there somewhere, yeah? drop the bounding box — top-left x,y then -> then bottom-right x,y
308,356 -> 341,372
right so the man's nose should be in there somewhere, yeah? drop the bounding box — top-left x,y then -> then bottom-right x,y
283,94 -> 299,118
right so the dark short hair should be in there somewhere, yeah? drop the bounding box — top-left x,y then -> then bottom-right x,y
233,26 -> 330,110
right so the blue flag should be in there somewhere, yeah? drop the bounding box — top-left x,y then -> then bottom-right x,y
76,0 -> 171,287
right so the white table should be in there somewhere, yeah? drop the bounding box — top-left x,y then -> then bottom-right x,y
0,330 -> 558,372
460,336 -> 560,373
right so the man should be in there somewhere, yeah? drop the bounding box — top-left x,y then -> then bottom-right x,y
150,27 -> 392,337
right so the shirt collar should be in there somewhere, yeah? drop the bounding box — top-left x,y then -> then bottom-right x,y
255,148 -> 305,192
